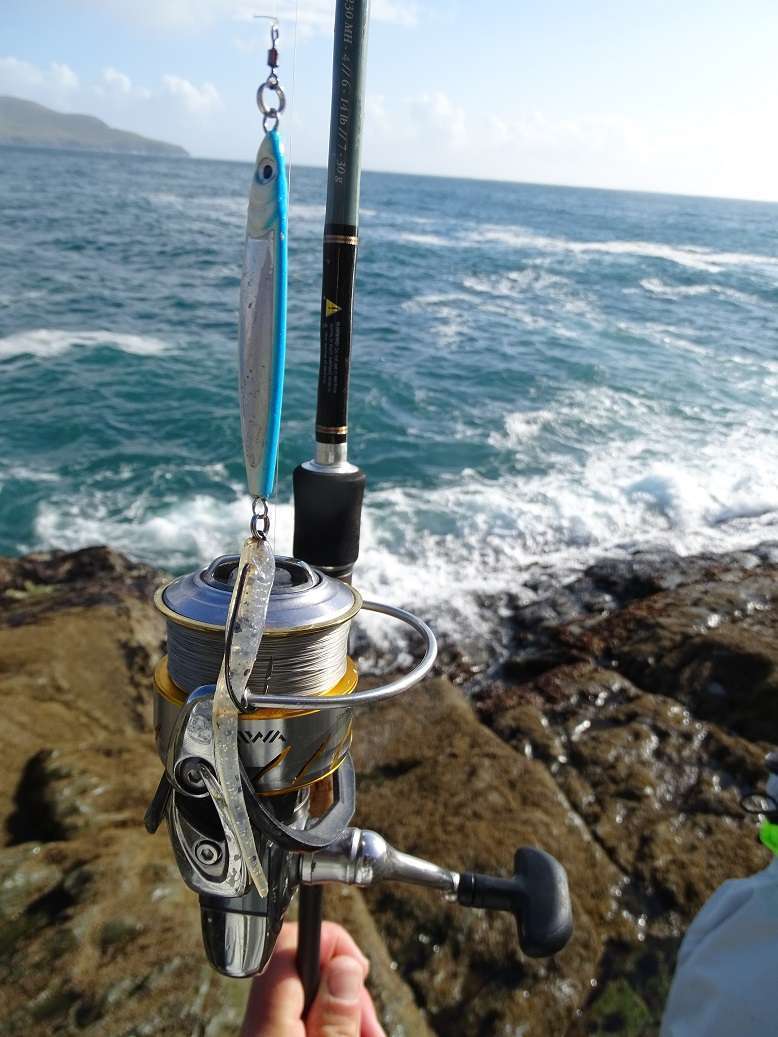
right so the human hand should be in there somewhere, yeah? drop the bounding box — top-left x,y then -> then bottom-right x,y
240,921 -> 386,1037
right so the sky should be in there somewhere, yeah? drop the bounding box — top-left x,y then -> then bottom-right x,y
2,0 -> 778,202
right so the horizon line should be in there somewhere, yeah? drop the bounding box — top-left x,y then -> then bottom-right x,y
2,138 -> 776,208
189,152 -> 778,208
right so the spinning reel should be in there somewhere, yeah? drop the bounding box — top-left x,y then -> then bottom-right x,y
145,553 -> 573,978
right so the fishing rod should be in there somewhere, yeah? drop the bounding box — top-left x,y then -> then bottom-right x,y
292,0 -> 370,1008
144,9 -> 573,1024
292,0 -> 368,583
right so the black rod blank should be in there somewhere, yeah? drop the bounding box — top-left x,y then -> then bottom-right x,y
315,0 -> 371,449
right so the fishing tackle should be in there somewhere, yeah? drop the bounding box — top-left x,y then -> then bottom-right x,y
146,5 -> 573,1007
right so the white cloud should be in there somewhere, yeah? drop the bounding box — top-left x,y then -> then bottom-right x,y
102,66 -> 132,94
0,56 -> 81,95
50,62 -> 79,90
416,90 -> 467,149
162,74 -> 221,113
359,87 -> 778,201
365,93 -> 389,131
0,55 -> 221,153
96,66 -> 152,101
0,56 -> 44,90
0,56 -> 81,111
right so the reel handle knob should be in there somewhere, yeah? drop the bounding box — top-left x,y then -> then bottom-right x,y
457,847 -> 573,958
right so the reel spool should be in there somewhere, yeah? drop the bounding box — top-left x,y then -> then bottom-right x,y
155,555 -> 361,795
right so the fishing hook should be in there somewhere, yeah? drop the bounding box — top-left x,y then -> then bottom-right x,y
223,562 -> 250,709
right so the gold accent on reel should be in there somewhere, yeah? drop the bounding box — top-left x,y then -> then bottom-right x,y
154,655 -> 358,719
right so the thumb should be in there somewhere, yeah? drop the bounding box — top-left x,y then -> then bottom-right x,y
307,955 -> 364,1037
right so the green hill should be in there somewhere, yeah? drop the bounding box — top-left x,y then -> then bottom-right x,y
0,95 -> 188,157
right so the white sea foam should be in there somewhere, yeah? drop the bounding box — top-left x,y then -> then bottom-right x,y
35,492 -> 253,572
463,269 -> 570,296
368,216 -> 778,277
0,465 -> 60,492
34,407 -> 778,657
289,202 -> 326,222
0,289 -> 45,308
401,291 -> 476,346
145,191 -> 183,208
615,319 -> 709,358
465,225 -> 778,275
0,329 -> 171,360
8,466 -> 60,483
639,277 -> 759,304
146,191 -> 248,228
462,268 -> 602,328
398,232 -> 452,248
487,410 -> 551,448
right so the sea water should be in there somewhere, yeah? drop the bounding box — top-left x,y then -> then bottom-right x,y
1,145 -> 777,650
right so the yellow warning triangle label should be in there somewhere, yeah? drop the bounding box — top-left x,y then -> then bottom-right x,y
325,298 -> 341,318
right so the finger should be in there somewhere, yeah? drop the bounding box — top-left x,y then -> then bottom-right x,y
318,921 -> 370,978
359,987 -> 387,1037
241,926 -> 305,1037
277,922 -> 302,951
306,955 -> 364,1037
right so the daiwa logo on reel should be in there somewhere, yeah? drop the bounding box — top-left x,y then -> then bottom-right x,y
238,729 -> 287,745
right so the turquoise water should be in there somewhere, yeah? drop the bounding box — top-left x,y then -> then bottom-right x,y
2,145 -> 777,642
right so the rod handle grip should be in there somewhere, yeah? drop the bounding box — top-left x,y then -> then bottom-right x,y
457,848 -> 573,958
292,463 -> 365,575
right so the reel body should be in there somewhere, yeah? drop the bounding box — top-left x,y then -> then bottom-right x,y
150,554 -> 360,976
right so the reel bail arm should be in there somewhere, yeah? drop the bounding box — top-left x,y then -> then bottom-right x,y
298,829 -> 573,959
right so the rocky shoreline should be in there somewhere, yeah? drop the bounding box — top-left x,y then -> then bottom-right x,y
0,543 -> 775,1035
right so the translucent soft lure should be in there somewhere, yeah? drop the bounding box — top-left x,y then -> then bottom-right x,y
211,24 -> 288,901
239,126 -> 288,499
212,536 -> 276,898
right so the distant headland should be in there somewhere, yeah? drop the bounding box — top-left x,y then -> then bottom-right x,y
0,95 -> 188,157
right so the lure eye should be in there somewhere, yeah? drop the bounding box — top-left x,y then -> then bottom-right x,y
257,158 -> 276,184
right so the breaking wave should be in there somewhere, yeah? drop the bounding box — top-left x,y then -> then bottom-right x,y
0,329 -> 171,360
33,403 -> 778,655
639,278 -> 760,303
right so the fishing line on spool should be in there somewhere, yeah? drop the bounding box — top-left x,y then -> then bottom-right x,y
168,619 -> 351,698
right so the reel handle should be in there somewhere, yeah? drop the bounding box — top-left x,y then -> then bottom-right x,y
457,848 -> 573,958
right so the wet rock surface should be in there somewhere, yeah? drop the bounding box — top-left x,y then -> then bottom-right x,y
0,544 -> 775,1035
0,549 -> 248,1037
476,545 -> 778,1034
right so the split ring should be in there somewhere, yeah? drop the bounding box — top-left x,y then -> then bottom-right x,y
257,81 -> 286,117
251,497 -> 270,539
